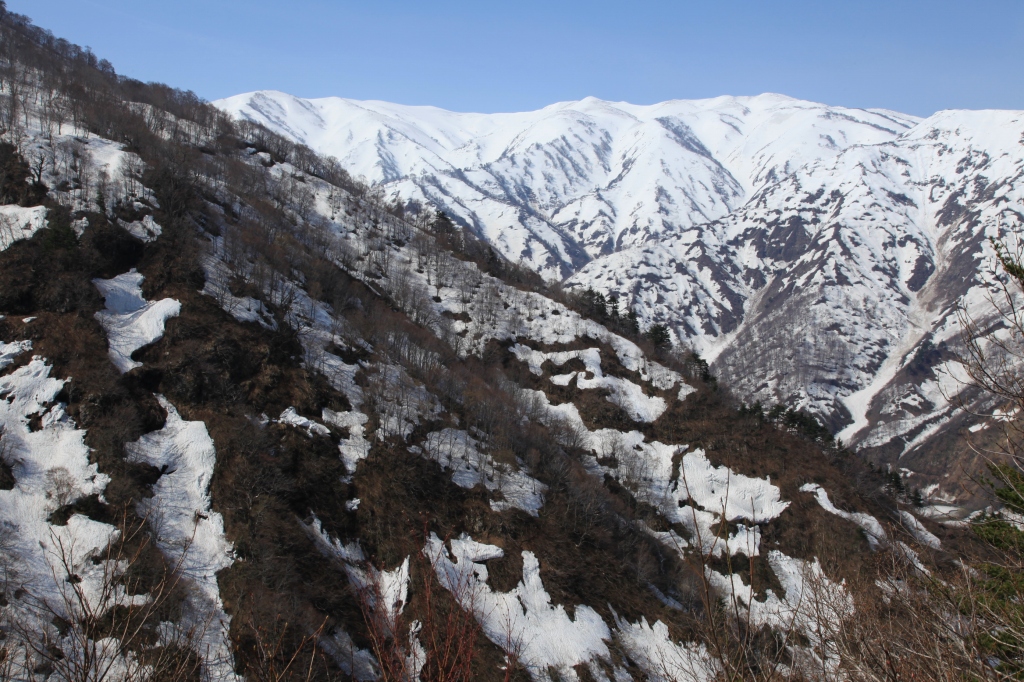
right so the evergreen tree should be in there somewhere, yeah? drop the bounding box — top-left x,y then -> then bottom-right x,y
607,293 -> 619,319
624,310 -> 640,336
646,323 -> 671,349
430,209 -> 457,237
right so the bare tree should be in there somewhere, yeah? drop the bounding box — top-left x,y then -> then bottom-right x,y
829,545 -> 999,682
44,466 -> 78,510
957,236 -> 1024,468
359,539 -> 480,682
117,154 -> 145,200
0,214 -> 18,251
234,601 -> 329,682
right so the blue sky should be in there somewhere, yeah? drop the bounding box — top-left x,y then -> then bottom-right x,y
12,0 -> 1024,116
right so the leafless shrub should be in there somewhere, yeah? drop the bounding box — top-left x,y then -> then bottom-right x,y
829,547 -> 1001,681
234,601 -> 329,682
44,466 -> 77,510
355,546 -> 480,682
9,513 -> 208,682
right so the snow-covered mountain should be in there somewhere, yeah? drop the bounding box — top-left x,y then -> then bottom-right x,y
215,91 -> 917,279
216,90 -> 1024,483
573,109 -> 1024,441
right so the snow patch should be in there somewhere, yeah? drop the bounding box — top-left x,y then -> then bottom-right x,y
305,518 -> 423,677
121,214 -> 162,243
509,343 -> 670,422
277,406 -> 331,437
680,450 -> 789,523
0,339 -> 32,370
899,510 -> 940,549
0,204 -> 47,250
526,388 -> 785,557
369,364 -> 440,441
93,269 -> 181,372
425,532 -> 611,681
200,255 -> 276,329
613,614 -> 719,682
800,483 -> 886,549
318,628 -> 378,681
708,551 -> 852,677
323,407 -> 371,475
417,428 -> 546,516
0,358 -> 146,678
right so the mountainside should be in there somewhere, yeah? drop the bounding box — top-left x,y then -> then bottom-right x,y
1,7 -> 1022,681
217,91 -> 1024,502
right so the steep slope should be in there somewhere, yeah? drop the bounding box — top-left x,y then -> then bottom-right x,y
2,9 -> 1015,680
572,108 -> 1024,499
0,14 -> 955,678
0,123 -> 886,682
217,91 -> 1024,504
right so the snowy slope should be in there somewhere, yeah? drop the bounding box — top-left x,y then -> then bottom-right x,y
572,108 -> 1024,473
2,16 -> 957,676
215,90 -> 1024,498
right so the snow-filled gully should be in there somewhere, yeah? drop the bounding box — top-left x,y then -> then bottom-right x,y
91,268 -> 241,680
125,397 -> 240,682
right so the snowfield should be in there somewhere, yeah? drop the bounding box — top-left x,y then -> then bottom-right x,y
900,510 -> 941,549
216,92 -> 918,280
679,449 -> 789,523
0,357 -> 113,596
518,384 -> 785,558
278,406 -> 332,437
323,407 -> 372,475
200,254 -> 277,329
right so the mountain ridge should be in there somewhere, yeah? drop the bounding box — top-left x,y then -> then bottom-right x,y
215,90 -> 920,274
